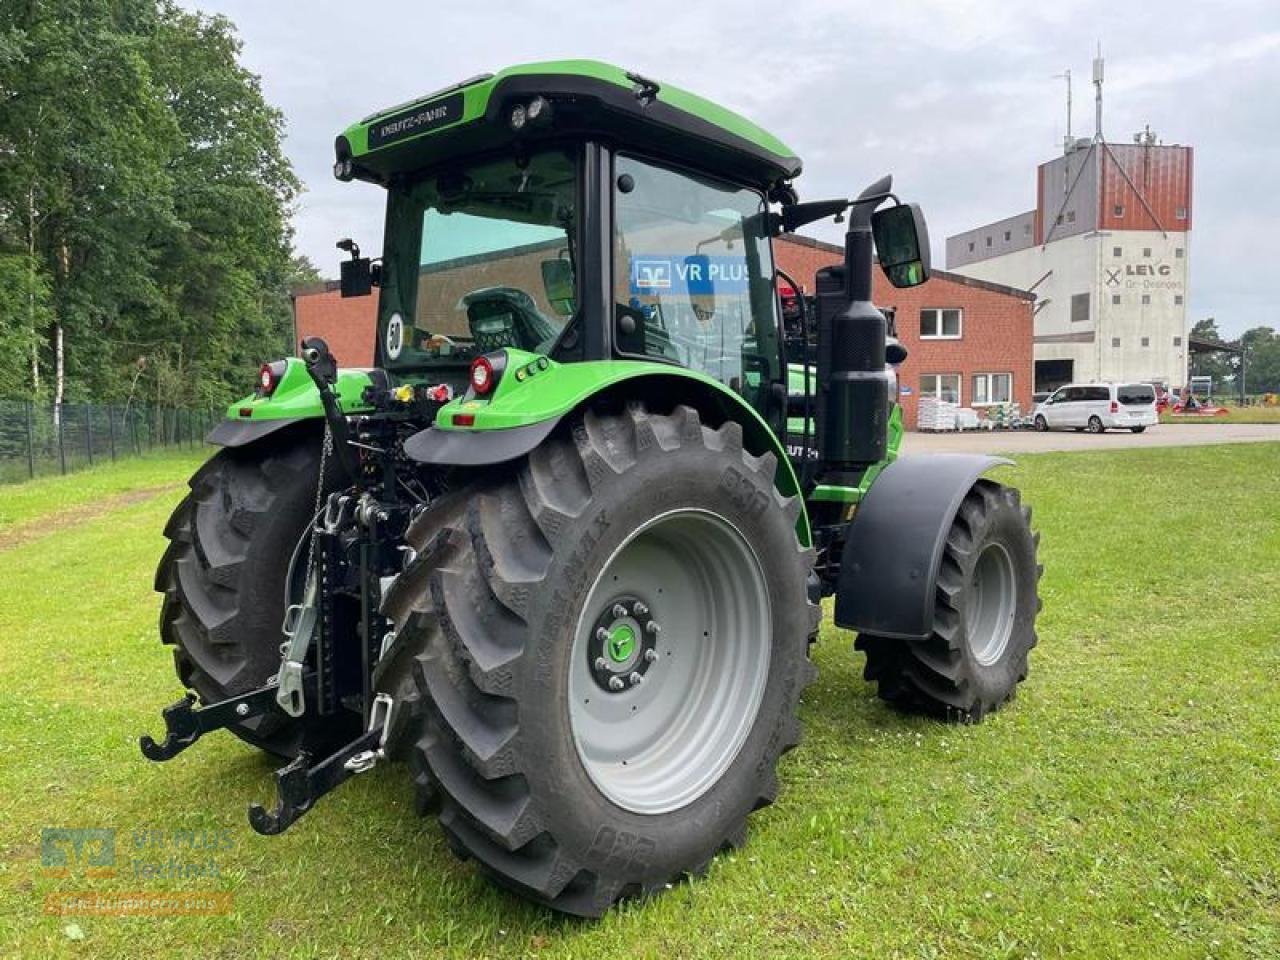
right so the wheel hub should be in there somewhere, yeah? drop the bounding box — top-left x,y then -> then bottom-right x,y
587,596 -> 660,692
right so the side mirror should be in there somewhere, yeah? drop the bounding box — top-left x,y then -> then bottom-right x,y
872,202 -> 930,289
339,257 -> 373,298
540,258 -> 576,317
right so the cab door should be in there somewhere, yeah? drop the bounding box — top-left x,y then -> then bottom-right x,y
610,153 -> 785,432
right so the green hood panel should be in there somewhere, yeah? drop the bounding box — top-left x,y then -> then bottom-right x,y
224,358 -> 374,421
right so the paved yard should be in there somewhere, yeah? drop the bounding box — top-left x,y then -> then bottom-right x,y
904,422 -> 1280,454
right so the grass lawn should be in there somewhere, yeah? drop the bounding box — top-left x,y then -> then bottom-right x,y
1160,406 -> 1280,425
1,442 -> 1277,958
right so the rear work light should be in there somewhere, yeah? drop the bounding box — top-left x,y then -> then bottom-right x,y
257,360 -> 287,397
469,352 -> 506,396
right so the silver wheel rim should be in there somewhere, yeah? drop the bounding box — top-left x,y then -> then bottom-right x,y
569,509 -> 771,815
965,541 -> 1016,666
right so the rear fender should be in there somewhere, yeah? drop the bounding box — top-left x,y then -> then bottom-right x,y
405,359 -> 810,544
834,454 -> 1011,639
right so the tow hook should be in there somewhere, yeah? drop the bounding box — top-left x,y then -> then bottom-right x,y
246,694 -> 395,836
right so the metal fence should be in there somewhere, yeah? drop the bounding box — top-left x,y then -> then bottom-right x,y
0,401 -> 219,485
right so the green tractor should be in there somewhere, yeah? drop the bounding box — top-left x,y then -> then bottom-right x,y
142,60 -> 1041,917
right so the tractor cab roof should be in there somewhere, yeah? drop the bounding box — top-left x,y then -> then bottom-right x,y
334,60 -> 801,194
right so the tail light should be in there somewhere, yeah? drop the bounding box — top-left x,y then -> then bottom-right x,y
468,352 -> 506,396
1109,400 -> 1119,413
257,361 -> 287,397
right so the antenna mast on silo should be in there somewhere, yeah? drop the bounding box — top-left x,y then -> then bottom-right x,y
1092,42 -> 1104,142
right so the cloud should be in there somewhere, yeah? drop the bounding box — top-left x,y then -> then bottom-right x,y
184,0 -> 1279,337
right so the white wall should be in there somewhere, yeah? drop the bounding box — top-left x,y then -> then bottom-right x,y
951,229 -> 1189,387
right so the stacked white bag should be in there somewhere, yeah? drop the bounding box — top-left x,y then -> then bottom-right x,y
918,396 -> 958,431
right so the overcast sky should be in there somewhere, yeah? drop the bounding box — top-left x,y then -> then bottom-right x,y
184,0 -> 1279,338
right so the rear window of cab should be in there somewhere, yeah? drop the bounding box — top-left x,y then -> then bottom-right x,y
1118,384 -> 1156,405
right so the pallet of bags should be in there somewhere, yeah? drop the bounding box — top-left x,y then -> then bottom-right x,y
917,396 -> 957,431
956,408 -> 981,430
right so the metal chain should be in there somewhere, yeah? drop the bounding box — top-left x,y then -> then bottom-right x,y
306,421 -> 333,583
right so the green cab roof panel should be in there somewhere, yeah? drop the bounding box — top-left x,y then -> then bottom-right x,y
336,60 -> 801,190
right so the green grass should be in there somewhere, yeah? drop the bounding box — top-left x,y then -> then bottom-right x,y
1,443 -> 1277,958
1160,406 -> 1280,424
0,449 -> 208,531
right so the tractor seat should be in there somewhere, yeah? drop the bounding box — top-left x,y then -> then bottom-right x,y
459,287 -> 560,354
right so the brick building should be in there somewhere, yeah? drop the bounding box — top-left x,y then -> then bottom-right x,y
774,235 -> 1036,429
295,233 -> 1035,430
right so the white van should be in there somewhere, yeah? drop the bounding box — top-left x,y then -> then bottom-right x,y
1032,382 -> 1158,434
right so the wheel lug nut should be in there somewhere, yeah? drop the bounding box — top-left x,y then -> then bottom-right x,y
646,621 -> 661,635
596,627 -> 609,642
644,648 -> 658,663
594,656 -> 608,671
629,672 -> 642,686
633,601 -> 648,616
608,676 -> 624,691
612,604 -> 627,619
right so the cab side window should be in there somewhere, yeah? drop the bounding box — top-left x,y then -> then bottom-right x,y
613,155 -> 781,415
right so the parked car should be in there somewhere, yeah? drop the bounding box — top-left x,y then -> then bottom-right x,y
1032,382 -> 1158,434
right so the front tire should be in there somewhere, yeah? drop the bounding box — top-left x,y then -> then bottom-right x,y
378,405 -> 818,916
856,480 -> 1040,721
1087,416 -> 1105,434
1034,415 -> 1048,432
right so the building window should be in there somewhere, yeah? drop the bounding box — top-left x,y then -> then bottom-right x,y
968,241 -> 974,253
1141,336 -> 1150,347
1114,204 -> 1124,217
972,373 -> 1012,406
986,236 -> 992,247
1113,246 -> 1122,257
1066,210 -> 1076,223
1176,206 -> 1187,220
1112,337 -> 1121,348
1175,295 -> 1183,305
1143,247 -> 1152,257
1004,230 -> 1011,242
1142,294 -> 1151,305
1175,247 -> 1184,258
1071,292 -> 1090,324
1112,294 -> 1121,305
920,374 -> 961,404
920,308 -> 962,339
1174,336 -> 1182,346
1024,223 -> 1032,235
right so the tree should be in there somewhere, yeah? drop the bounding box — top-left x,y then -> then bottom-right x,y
1187,317 -> 1232,387
1240,326 -> 1280,395
0,0 -> 301,408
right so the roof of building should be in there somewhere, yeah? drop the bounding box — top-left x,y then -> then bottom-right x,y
778,233 -> 1037,301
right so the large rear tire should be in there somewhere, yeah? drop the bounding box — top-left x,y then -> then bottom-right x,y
154,428 -> 359,757
378,404 -> 818,916
855,480 -> 1040,722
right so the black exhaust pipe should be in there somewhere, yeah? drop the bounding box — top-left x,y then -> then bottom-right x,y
816,176 -> 893,484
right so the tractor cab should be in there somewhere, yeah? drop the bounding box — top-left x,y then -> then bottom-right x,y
330,60 -> 926,447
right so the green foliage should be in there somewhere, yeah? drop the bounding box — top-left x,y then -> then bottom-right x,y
1240,325 -> 1280,394
0,0 -> 300,406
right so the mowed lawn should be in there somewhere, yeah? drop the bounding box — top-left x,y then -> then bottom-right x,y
0,443 -> 1277,959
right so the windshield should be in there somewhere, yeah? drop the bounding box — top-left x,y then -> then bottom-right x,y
377,148 -> 577,368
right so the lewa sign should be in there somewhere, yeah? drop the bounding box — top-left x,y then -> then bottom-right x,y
1104,262 -> 1184,293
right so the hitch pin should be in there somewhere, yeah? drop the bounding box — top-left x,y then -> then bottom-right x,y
345,693 -> 394,773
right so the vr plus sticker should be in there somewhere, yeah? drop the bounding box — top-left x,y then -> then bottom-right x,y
630,255 -> 751,296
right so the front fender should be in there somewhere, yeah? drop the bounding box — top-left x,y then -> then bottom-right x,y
834,454 -> 1011,639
